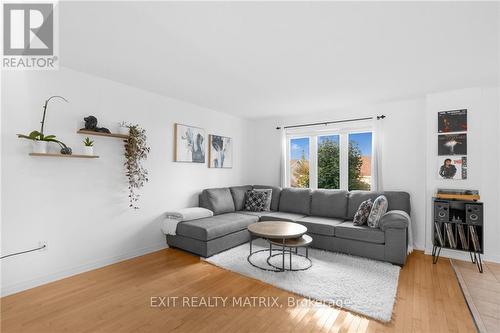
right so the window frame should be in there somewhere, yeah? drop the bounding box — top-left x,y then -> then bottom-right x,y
286,125 -> 372,191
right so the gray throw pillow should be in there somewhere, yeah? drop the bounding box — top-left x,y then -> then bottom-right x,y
367,195 -> 388,228
353,199 -> 373,226
254,189 -> 272,211
244,190 -> 269,212
205,188 -> 235,215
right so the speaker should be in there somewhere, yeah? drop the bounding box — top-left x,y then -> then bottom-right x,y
434,202 -> 449,222
466,204 -> 483,225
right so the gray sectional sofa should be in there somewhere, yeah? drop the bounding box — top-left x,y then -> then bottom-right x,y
166,185 -> 411,265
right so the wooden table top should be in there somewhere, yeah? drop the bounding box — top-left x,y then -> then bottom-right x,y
268,234 -> 313,247
247,221 -> 307,239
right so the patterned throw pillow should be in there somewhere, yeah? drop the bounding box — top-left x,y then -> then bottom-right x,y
254,189 -> 272,211
367,195 -> 388,228
244,190 -> 269,212
353,199 -> 373,226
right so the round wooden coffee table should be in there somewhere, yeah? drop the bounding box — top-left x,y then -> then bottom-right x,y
247,221 -> 312,272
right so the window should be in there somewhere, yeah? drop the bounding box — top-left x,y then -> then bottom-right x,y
318,135 -> 340,189
287,130 -> 372,191
289,137 -> 310,188
348,132 -> 372,190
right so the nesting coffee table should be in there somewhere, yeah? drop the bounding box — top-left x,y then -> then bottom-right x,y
247,221 -> 313,272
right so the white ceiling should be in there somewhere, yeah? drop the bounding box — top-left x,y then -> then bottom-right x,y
60,1 -> 499,119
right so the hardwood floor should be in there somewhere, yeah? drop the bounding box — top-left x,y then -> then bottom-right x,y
1,249 -> 476,333
451,259 -> 500,333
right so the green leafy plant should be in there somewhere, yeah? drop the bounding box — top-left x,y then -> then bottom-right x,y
17,130 -> 57,142
17,96 -> 71,154
124,124 -> 150,209
83,137 -> 94,147
17,130 -> 71,153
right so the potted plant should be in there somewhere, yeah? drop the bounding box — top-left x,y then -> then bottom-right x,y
17,130 -> 72,154
124,124 -> 150,209
83,137 -> 94,156
17,95 -> 72,154
118,121 -> 130,136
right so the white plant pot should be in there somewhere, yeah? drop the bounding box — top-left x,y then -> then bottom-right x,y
83,146 -> 94,156
32,141 -> 48,154
118,126 -> 129,135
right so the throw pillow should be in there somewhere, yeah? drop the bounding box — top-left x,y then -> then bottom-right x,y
353,199 -> 373,226
367,195 -> 389,228
244,190 -> 268,212
254,189 -> 272,211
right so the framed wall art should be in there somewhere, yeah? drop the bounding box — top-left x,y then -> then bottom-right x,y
208,134 -> 233,168
174,123 -> 206,163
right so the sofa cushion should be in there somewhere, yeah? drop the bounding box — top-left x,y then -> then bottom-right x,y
353,199 -> 373,226
253,185 -> 281,211
279,188 -> 311,215
202,188 -> 235,215
253,189 -> 272,211
347,191 -> 411,219
176,213 -> 258,241
229,185 -> 253,211
259,211 -> 306,222
244,190 -> 269,212
296,216 -> 344,236
237,210 -> 267,218
367,195 -> 388,228
334,221 -> 385,244
311,189 -> 348,219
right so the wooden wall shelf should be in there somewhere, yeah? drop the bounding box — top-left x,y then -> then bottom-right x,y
29,153 -> 99,159
77,130 -> 129,139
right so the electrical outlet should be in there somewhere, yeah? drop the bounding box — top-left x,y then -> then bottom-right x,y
38,241 -> 48,251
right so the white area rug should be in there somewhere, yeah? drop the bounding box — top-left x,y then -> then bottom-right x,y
203,239 -> 400,322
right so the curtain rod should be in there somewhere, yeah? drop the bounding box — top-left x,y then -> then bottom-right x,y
275,115 -> 385,130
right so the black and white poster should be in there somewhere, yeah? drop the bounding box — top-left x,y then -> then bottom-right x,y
437,156 -> 467,180
438,109 -> 467,133
438,133 -> 467,156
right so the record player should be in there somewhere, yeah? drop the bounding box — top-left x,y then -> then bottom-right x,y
435,188 -> 480,201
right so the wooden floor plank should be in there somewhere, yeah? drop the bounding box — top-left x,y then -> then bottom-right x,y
1,249 -> 476,333
452,258 -> 500,333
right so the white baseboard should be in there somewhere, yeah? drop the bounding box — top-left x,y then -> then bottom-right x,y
484,253 -> 500,264
1,242 -> 168,297
412,244 -> 425,252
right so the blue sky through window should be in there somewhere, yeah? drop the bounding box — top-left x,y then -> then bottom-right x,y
349,132 -> 372,156
290,132 -> 372,160
290,138 -> 309,160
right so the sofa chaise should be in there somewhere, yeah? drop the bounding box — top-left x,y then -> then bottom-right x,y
165,186 -> 411,265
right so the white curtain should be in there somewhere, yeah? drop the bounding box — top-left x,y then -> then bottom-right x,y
371,118 -> 383,191
279,128 -> 287,187
372,117 -> 414,253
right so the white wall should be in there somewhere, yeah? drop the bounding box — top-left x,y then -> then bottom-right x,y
424,87 -> 500,263
1,67 -> 252,296
247,99 -> 427,250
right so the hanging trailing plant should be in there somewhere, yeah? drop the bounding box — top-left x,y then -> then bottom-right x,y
124,124 -> 150,209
